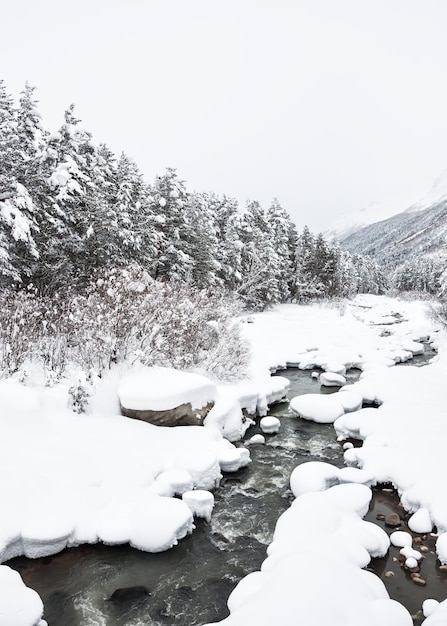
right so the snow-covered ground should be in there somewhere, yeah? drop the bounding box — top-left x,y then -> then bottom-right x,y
1,295 -> 447,625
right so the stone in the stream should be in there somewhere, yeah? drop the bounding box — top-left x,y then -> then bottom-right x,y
182,490 -> 214,522
290,393 -> 345,424
319,372 -> 346,387
110,586 -> 150,603
385,513 -> 401,528
247,434 -> 265,445
260,416 -> 280,434
412,576 -> 427,587
405,557 -> 419,570
390,531 -> 412,547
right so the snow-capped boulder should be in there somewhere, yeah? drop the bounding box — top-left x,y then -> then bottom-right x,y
260,416 -> 280,434
290,393 -> 345,423
247,434 -> 265,445
118,366 -> 217,426
182,490 -> 215,522
319,372 -> 346,387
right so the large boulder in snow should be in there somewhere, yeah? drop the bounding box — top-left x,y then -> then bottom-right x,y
118,366 -> 217,426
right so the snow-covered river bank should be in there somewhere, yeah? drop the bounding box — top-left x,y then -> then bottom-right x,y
1,295 -> 447,625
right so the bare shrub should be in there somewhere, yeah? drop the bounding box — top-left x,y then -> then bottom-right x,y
0,267 -> 250,383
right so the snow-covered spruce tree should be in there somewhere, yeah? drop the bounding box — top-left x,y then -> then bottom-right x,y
74,150 -> 159,282
291,226 -> 324,301
113,152 -> 159,270
0,80 -> 39,284
186,191 -> 222,289
33,104 -> 98,291
266,198 -> 298,301
151,168 -> 195,282
214,194 -> 244,291
429,262 -> 447,328
392,255 -> 445,295
234,200 -> 282,309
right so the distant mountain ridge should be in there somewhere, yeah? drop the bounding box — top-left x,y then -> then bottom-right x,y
331,171 -> 447,268
339,201 -> 447,267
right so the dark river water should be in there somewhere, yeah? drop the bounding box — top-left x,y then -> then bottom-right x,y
8,352 -> 446,625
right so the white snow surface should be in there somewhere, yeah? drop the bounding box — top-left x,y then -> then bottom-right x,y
2,294 -> 447,624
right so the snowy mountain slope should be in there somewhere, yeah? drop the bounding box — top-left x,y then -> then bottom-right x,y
327,169 -> 447,241
326,192 -> 420,239
339,200 -> 447,267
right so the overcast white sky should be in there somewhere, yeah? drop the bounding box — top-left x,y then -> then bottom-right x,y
3,0 -> 447,232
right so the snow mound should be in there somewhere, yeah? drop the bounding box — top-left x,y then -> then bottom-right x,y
128,494 -> 193,552
290,462 -> 340,498
408,508 -> 432,534
290,393 -> 345,423
0,566 -> 44,626
337,389 -> 363,413
423,599 -> 447,625
436,533 -> 447,565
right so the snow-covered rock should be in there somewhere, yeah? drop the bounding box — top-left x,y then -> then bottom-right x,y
182,490 -> 214,522
247,434 -> 265,445
319,371 -> 346,387
128,494 -> 193,552
118,366 -> 217,425
260,416 -> 280,434
390,531 -> 412,548
290,393 -> 345,423
290,462 -> 340,498
400,546 -> 421,561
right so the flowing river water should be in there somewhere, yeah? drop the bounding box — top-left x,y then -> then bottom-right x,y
8,350 -> 446,625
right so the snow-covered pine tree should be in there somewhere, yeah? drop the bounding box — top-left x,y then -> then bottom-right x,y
235,200 -> 281,308
186,191 -> 222,289
0,81 -> 38,283
214,195 -> 244,291
35,104 -> 98,289
266,198 -> 298,301
151,168 -> 194,282
292,226 -> 323,301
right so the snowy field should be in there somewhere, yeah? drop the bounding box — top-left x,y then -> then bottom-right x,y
1,295 -> 447,625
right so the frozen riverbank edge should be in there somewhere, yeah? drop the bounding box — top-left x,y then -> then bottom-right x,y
1,295 -> 447,625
